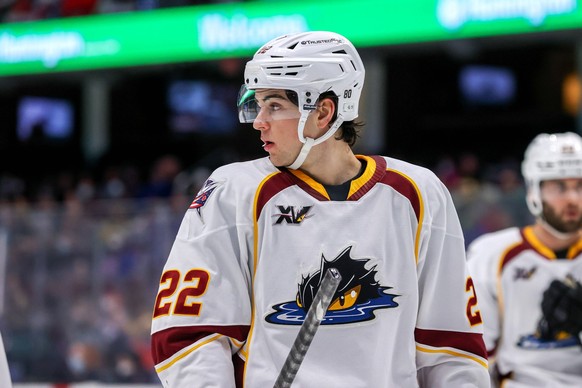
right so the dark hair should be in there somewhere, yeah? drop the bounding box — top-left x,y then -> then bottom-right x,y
285,90 -> 363,147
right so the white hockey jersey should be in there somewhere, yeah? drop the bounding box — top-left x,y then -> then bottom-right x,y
467,226 -> 582,387
151,155 -> 489,387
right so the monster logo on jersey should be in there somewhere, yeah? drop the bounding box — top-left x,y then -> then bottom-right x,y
265,246 -> 399,325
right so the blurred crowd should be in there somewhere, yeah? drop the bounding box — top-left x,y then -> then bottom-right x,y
0,151 -> 533,243
1,154 -> 208,383
0,151 -> 532,384
434,152 -> 533,244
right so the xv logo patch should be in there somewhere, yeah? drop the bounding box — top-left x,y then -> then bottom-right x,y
513,266 -> 537,281
273,205 -> 313,225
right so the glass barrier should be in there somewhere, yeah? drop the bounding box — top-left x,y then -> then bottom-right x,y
1,195 -> 191,384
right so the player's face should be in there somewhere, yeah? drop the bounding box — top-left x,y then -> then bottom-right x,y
540,178 -> 582,233
252,89 -> 305,167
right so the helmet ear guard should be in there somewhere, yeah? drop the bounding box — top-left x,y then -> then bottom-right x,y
521,132 -> 582,217
525,183 -> 543,217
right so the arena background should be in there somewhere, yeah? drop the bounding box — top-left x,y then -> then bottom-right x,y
0,0 -> 581,386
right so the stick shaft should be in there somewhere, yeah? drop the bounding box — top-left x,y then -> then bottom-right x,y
273,268 -> 342,388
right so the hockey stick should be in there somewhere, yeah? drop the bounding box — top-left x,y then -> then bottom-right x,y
273,267 -> 342,388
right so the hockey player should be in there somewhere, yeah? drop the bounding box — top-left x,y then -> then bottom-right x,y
151,30 -> 489,387
467,132 -> 582,387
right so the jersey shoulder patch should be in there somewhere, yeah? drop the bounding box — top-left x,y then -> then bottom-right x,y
190,179 -> 222,211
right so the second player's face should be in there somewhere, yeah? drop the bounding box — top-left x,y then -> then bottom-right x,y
252,89 -> 304,167
540,178 -> 582,233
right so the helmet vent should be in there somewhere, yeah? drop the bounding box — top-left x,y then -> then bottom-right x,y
288,42 -> 299,50
332,50 -> 347,54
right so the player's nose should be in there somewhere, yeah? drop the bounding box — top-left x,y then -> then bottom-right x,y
253,110 -> 270,131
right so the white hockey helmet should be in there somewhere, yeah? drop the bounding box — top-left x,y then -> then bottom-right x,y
238,31 -> 365,169
521,132 -> 582,216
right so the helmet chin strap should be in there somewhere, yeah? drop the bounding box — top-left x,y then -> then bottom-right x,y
286,113 -> 344,170
538,217 -> 580,240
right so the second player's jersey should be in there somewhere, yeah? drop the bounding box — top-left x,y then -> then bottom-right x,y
151,155 -> 489,387
467,226 -> 582,387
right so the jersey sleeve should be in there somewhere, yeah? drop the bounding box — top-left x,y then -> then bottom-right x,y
467,234 -> 503,355
414,174 -> 490,387
150,173 -> 253,388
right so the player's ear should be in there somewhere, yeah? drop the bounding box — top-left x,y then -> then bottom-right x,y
316,98 -> 335,129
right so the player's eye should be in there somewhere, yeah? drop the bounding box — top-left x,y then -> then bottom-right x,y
256,101 -> 282,113
328,285 -> 361,311
266,102 -> 282,112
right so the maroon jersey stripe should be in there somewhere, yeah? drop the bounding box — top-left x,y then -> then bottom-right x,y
254,172 -> 295,220
415,327 -> 488,360
151,324 -> 249,365
233,353 -> 245,388
499,227 -> 549,273
349,155 -> 387,200
380,168 -> 422,222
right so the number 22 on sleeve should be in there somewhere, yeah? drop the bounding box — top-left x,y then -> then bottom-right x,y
465,277 -> 483,326
153,269 -> 210,318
